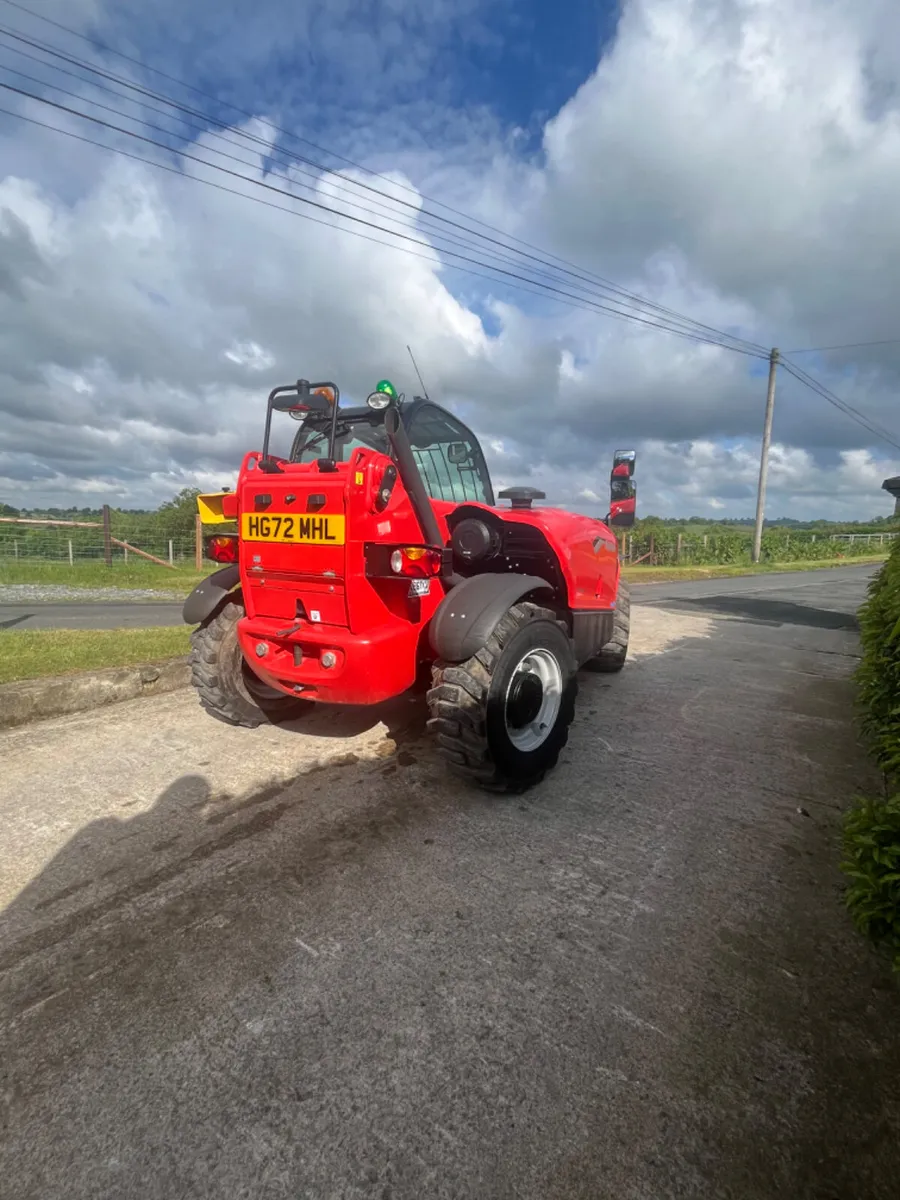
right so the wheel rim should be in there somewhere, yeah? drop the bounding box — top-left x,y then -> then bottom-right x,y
504,647 -> 563,752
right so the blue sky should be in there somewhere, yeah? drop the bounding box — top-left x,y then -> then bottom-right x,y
0,0 -> 617,171
88,0 -> 613,155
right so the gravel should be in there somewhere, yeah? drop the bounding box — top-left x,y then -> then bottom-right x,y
0,584 -> 186,604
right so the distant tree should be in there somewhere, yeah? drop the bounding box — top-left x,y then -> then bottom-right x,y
155,487 -> 203,535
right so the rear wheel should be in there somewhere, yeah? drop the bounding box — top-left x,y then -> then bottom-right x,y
189,598 -> 312,728
583,579 -> 630,673
427,602 -> 577,792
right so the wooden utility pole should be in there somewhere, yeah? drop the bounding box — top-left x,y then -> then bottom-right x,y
752,348 -> 780,563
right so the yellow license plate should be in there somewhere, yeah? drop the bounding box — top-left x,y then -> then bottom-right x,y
241,513 -> 345,545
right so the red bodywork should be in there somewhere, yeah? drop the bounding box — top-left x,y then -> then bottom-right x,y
226,446 -> 621,706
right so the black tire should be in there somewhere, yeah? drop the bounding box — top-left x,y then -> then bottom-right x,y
583,579 -> 630,673
189,598 -> 312,728
427,602 -> 577,793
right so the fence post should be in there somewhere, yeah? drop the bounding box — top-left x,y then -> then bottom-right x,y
627,534 -> 633,563
169,539 -> 174,566
676,533 -> 683,563
195,514 -> 203,571
649,534 -> 655,565
124,543 -> 129,562
13,539 -> 18,559
68,539 -> 74,567
703,534 -> 708,548
102,501 -> 112,566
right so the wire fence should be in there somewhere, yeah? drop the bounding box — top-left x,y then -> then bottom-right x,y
0,509 -> 201,569
1,509 -> 895,572
619,530 -> 896,567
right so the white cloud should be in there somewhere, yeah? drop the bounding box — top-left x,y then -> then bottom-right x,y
539,0 -> 900,357
224,341 -> 275,371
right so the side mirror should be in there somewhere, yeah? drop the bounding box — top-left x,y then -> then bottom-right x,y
609,491 -> 636,528
609,449 -> 637,527
447,441 -> 471,465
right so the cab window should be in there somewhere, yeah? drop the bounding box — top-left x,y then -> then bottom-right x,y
404,404 -> 493,505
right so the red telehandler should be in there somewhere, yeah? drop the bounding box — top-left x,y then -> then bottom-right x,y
184,378 -> 636,792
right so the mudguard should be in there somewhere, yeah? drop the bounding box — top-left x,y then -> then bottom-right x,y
429,573 -> 552,663
182,565 -> 240,626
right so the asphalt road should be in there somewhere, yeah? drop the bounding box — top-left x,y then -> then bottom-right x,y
0,599 -> 186,631
1,568 -> 898,1199
0,563 -> 879,630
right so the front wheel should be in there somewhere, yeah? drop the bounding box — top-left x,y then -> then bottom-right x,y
189,598 -> 313,728
427,602 -> 577,792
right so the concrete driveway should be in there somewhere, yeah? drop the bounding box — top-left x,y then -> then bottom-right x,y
0,569 -> 898,1199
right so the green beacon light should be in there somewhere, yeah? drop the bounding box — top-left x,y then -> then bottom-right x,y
367,378 -> 398,410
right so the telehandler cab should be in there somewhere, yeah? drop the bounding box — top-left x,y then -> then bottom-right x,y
184,378 -> 636,791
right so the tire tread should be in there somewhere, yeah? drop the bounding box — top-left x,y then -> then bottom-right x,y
583,579 -> 631,673
427,602 -> 576,793
189,599 -> 309,727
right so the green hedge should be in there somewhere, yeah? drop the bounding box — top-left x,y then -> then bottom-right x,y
856,542 -> 900,772
842,797 -> 900,969
843,539 -> 900,970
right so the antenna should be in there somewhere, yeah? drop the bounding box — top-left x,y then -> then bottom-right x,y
407,344 -> 430,400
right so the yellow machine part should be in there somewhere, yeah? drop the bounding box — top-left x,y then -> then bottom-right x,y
196,492 -> 232,524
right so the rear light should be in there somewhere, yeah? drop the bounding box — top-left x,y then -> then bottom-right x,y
206,535 -> 238,564
365,543 -> 443,579
389,546 -> 443,577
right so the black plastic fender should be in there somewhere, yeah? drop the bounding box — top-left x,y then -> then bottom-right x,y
429,574 -> 553,663
182,565 -> 240,625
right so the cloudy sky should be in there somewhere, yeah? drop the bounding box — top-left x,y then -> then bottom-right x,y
1,0 -> 900,520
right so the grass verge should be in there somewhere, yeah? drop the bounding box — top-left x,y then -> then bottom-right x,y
0,559 -> 205,594
622,555 -> 887,584
0,627 -> 191,685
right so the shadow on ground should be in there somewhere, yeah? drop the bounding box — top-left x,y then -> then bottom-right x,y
646,594 -> 860,630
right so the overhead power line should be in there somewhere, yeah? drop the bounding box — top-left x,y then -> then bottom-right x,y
785,338 -> 900,354
0,57 -> 603,286
0,101 -> 773,358
0,81 -> 774,358
780,358 -> 900,452
0,25 -> 763,352
0,0 -> 769,357
0,51 -> 773,336
0,18 -> 767,353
